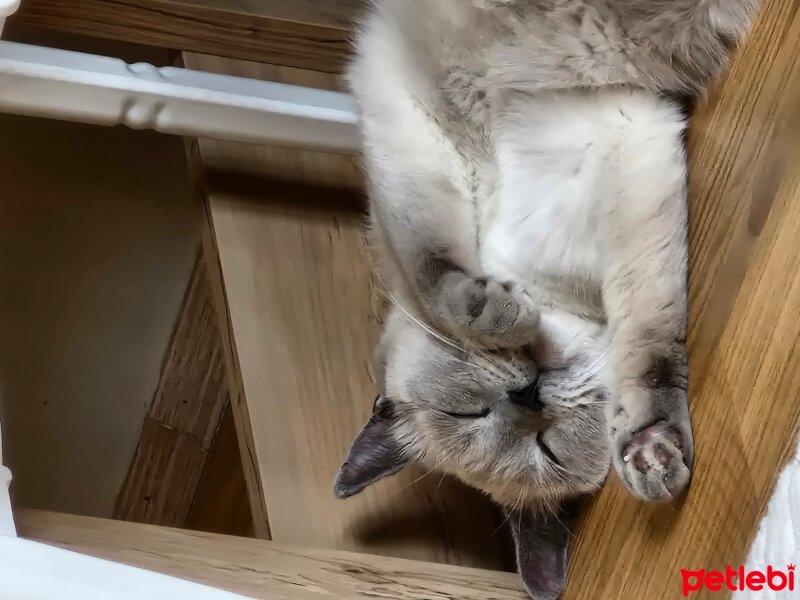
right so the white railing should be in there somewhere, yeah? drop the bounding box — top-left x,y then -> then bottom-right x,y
0,41 -> 360,153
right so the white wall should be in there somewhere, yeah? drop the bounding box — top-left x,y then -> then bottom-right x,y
0,113 -> 201,517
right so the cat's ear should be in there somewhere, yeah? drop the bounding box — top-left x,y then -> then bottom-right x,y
508,501 -> 579,600
334,395 -> 411,499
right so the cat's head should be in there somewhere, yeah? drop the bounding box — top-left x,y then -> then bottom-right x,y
335,309 -> 610,599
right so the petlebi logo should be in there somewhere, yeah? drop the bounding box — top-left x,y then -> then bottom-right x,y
681,564 -> 796,596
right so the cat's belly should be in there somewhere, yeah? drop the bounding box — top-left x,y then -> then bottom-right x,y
480,88 -> 685,299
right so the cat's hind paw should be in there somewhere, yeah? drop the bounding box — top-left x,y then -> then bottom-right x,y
613,417 -> 693,502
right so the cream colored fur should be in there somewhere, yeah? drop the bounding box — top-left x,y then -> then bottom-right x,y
336,2 -> 758,598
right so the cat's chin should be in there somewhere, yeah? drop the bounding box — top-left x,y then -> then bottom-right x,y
457,476 -> 568,513
494,492 -> 564,514
453,467 -> 602,511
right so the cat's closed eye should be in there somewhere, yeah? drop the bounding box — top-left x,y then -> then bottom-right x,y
441,407 -> 492,419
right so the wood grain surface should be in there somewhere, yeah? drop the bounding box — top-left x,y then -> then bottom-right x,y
13,0 -> 364,73
185,137 -> 273,540
17,510 -> 527,600
186,404 -> 254,537
196,176 -> 507,567
113,251 -> 231,527
183,55 -> 507,567
564,1 -> 800,598
180,54 -> 364,541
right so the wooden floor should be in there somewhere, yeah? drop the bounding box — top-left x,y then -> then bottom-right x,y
567,1 -> 800,598
12,0 -> 363,72
10,0 -> 800,598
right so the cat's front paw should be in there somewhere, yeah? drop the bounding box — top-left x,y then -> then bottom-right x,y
443,276 -> 540,348
610,385 -> 693,502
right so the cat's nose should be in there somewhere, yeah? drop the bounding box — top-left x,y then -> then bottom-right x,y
508,381 -> 544,412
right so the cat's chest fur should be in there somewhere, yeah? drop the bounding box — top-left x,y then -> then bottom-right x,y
477,88 -> 684,316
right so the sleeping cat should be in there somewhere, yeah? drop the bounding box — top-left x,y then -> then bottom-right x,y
334,1 -> 757,598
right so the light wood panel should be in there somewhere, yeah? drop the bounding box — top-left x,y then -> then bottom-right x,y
18,510 -> 527,600
196,175 -> 506,567
114,251 -> 231,527
184,137 -> 272,540
185,55 -> 507,568
186,404 -> 254,537
565,1 -> 800,598
114,250 -> 253,537
12,0 -> 363,73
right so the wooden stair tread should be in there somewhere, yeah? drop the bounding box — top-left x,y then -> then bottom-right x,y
13,0 -> 365,73
17,509 -> 527,600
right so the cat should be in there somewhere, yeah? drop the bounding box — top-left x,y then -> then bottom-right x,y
334,1 -> 757,598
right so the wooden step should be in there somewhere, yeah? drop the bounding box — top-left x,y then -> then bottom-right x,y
12,0 -> 364,73
16,509 -> 527,600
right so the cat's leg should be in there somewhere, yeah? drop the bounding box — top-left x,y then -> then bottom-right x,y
369,175 -> 541,349
354,88 -> 539,348
599,112 -> 692,502
624,0 -> 759,92
628,0 -> 758,40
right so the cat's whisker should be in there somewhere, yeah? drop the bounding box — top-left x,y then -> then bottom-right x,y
488,485 -> 526,540
577,399 -> 611,407
376,282 -> 531,382
385,465 -> 438,500
433,472 -> 447,500
549,460 -> 584,480
472,347 -> 521,379
383,290 -> 468,354
448,352 -> 507,378
546,503 -> 576,541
